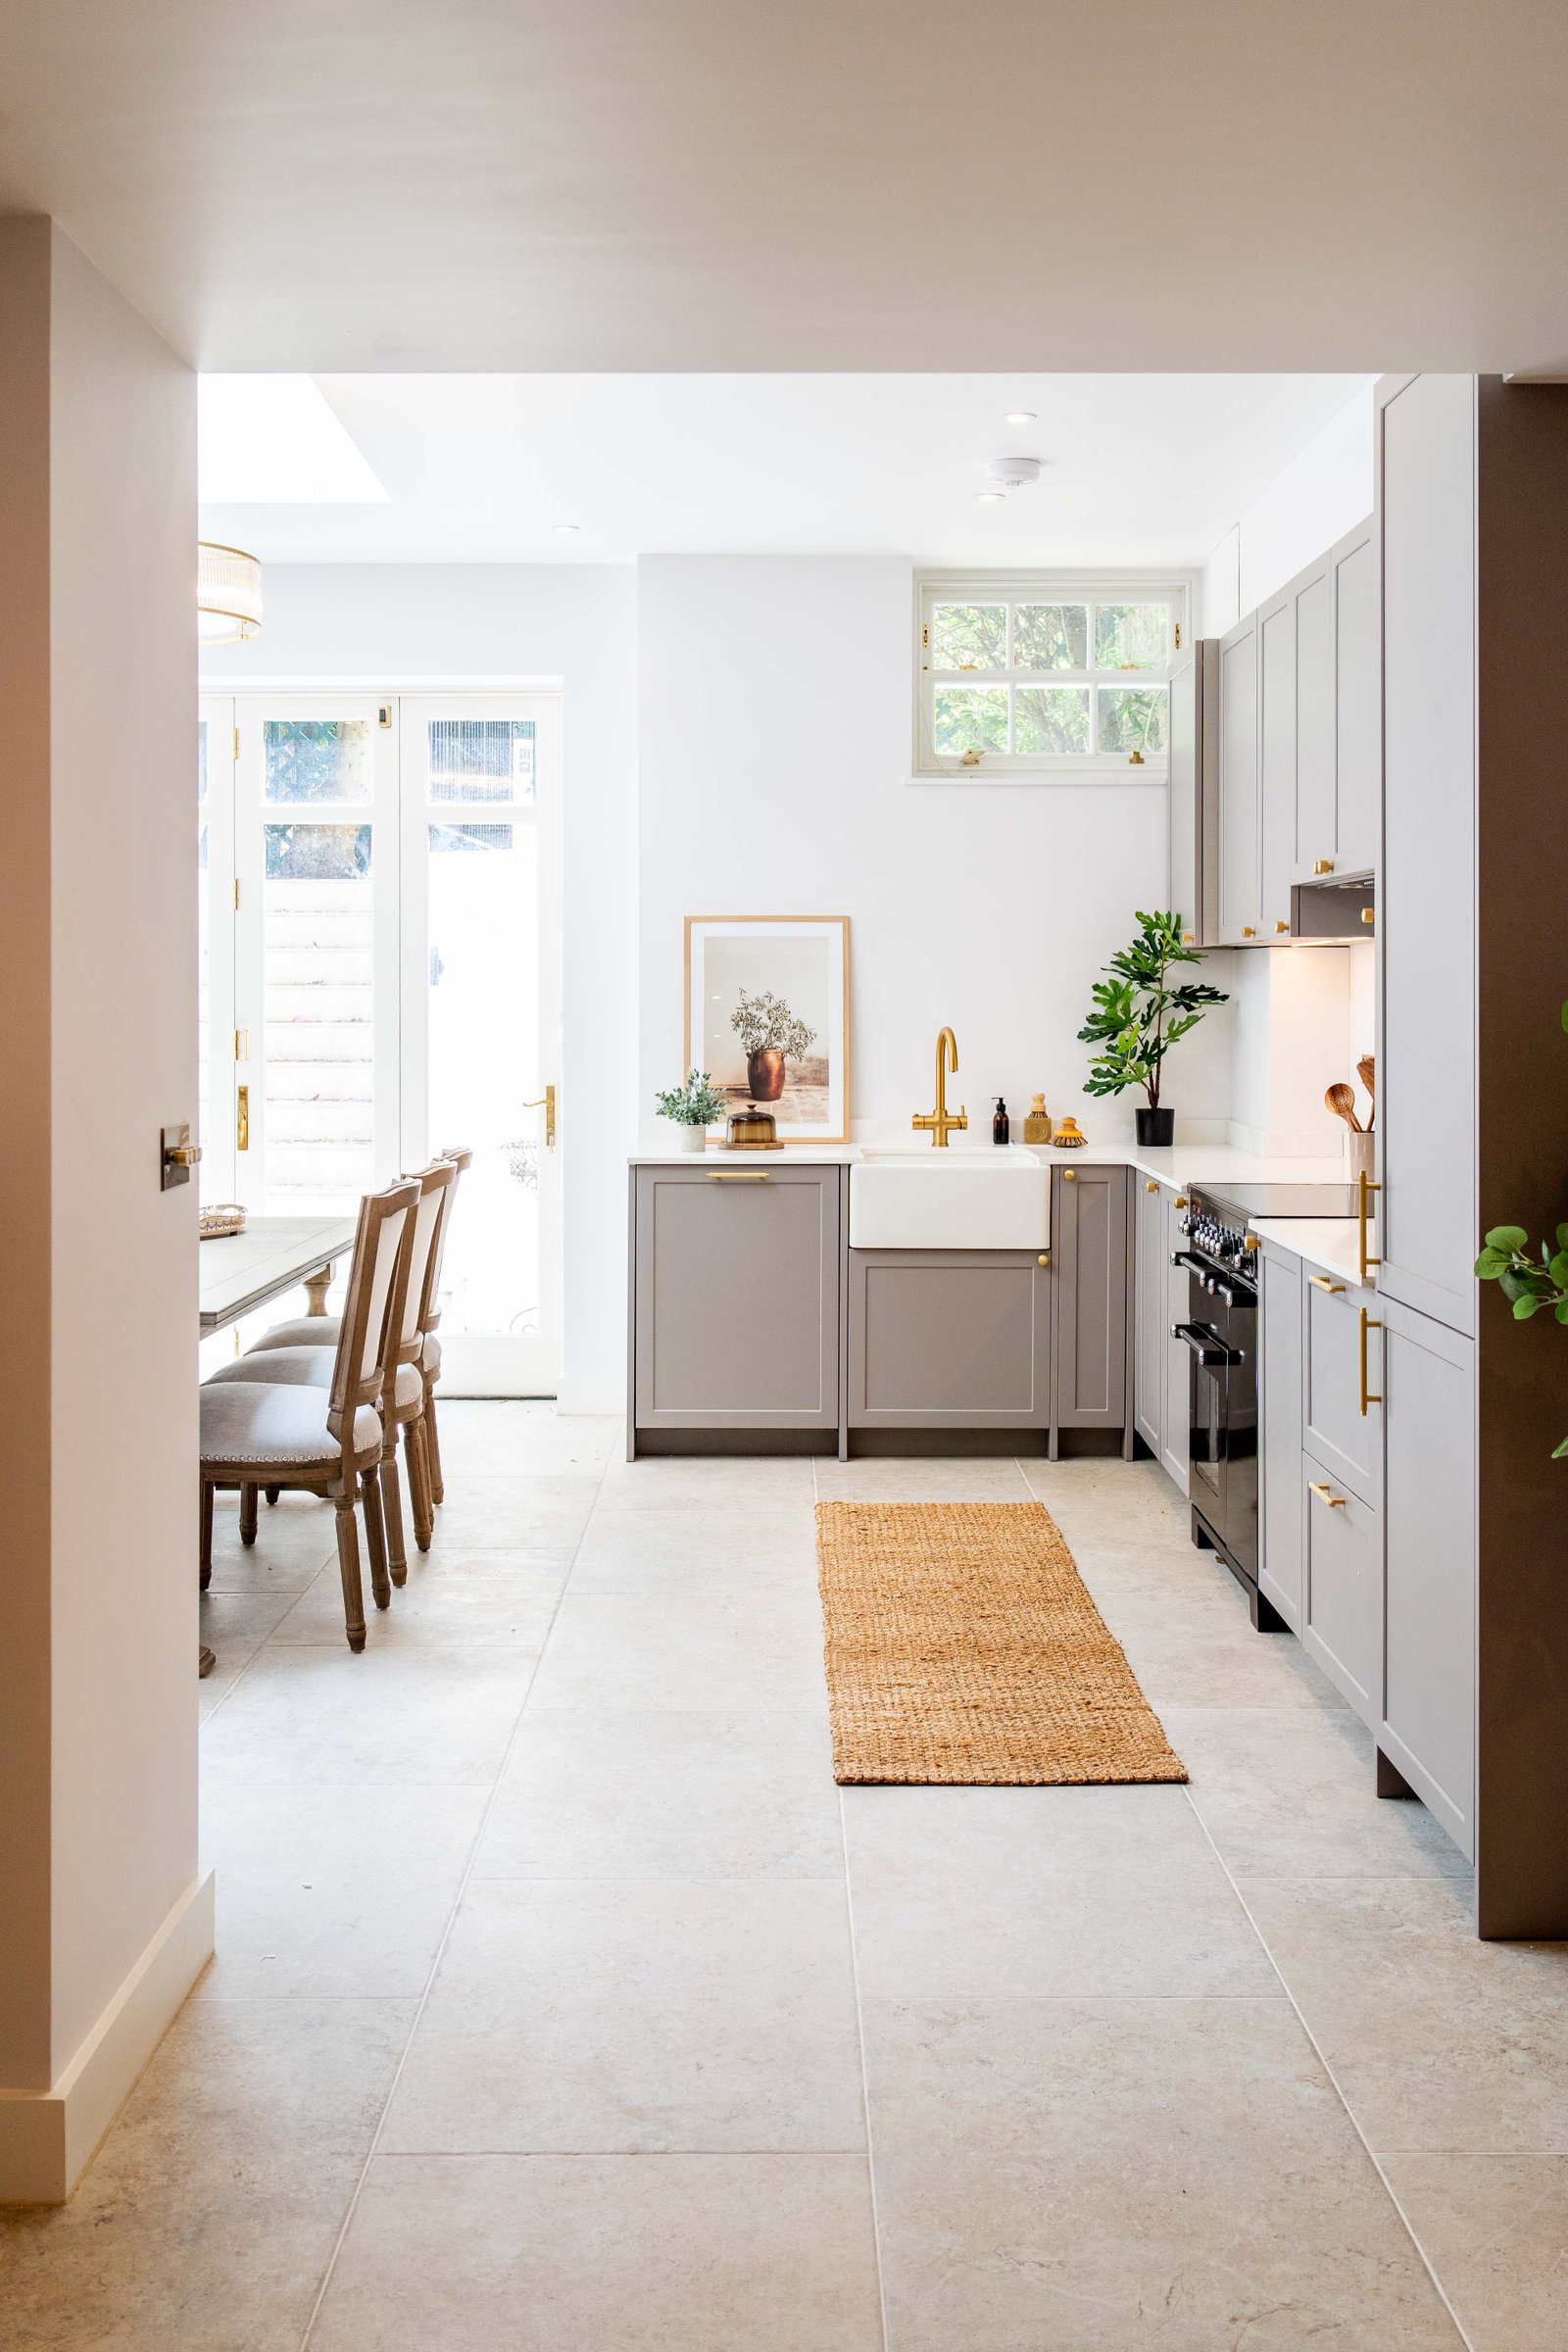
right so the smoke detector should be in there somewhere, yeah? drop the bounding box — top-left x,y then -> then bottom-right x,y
985,454 -> 1042,491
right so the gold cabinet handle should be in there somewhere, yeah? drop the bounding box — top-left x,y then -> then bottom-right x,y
1242,925 -> 1256,938
1313,858 -> 1335,875
1308,1481 -> 1348,1508
1274,919 -> 1290,935
1243,1233 -> 1260,1251
1146,1178 -> 1158,1192
1174,1194 -> 1188,1209
1357,1168 -> 1381,1283
522,1084 -> 557,1147
1181,930 -> 1196,945
1037,1252 -> 1050,1266
1308,1274 -> 1346,1294
1359,1306 -> 1383,1416
1063,1168 -> 1076,1181
707,1170 -> 770,1180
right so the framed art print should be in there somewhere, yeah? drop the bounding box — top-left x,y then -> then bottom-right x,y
683,915 -> 850,1143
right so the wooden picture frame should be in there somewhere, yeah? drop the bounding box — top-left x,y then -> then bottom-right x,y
683,915 -> 851,1143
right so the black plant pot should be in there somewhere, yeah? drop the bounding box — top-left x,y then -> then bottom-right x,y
1136,1106 -> 1175,1148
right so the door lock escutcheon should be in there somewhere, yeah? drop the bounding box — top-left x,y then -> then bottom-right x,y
161,1123 -> 202,1191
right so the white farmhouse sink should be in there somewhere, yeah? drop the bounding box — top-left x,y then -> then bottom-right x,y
850,1146 -> 1052,1250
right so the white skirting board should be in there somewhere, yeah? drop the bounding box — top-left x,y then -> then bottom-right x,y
554,1375 -> 625,1416
0,1870 -> 215,2204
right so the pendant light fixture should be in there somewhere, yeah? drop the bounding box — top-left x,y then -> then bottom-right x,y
197,540 -> 263,644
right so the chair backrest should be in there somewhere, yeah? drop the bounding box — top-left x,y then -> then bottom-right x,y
421,1145 -> 473,1337
397,1159 -> 458,1365
326,1178 -> 419,1439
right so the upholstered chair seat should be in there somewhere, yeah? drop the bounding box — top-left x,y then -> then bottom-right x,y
199,1382 -> 382,1468
210,1348 -> 421,1411
249,1314 -> 341,1352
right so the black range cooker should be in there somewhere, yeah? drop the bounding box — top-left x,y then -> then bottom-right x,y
1176,1183 -> 1357,1630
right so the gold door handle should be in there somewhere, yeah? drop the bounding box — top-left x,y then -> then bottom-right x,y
1308,1274 -> 1346,1294
1308,1482 -> 1348,1508
1356,1169 -> 1381,1283
522,1084 -> 557,1147
1359,1306 -> 1383,1416
236,1084 -> 249,1152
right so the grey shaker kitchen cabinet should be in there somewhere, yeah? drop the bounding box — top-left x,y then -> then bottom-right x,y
1378,1296 -> 1476,1860
1052,1164 -> 1130,1433
1378,374 -> 1477,1338
1257,586 -> 1297,937
1258,1243 -> 1305,1634
631,1164 -> 840,1435
1289,549 -> 1337,888
1301,1463 -> 1379,1724
1216,611 -> 1262,944
1168,642 -> 1217,946
848,1250 -> 1050,1428
1301,1269 -> 1380,1505
1133,1178 -> 1164,1455
1331,517 -> 1379,876
1159,1188 -> 1191,1491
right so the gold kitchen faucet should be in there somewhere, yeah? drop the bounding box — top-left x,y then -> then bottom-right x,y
911,1026 -> 968,1148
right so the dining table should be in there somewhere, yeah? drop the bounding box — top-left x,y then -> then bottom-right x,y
198,1213 -> 357,1674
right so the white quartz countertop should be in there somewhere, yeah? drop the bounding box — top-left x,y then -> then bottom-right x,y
1250,1214 -> 1372,1288
629,1139 -> 1357,1184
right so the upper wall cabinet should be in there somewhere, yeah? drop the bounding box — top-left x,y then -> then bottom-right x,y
1331,519 -> 1378,877
1216,612 -> 1261,944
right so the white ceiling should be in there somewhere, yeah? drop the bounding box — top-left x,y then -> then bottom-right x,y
198,372 -> 1371,566
1,4 -> 1567,373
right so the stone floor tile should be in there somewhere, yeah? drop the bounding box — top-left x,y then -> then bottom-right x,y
309,2153 -> 884,2351
271,1556 -> 569,1649
1382,2151 -> 1568,2351
196,1590 -> 300,1714
813,1456 -> 1036,1502
863,1992 -> 1463,2351
568,1512 -> 819,1594
473,1707 -> 843,1881
200,1645 -> 538,1786
843,1782 -> 1278,1997
377,1878 -> 866,2154
598,1451 -> 819,1505
526,1586 -> 829,1711
205,1492 -> 338,1592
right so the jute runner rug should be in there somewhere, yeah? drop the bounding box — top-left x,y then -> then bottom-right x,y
814,1499 -> 1187,1787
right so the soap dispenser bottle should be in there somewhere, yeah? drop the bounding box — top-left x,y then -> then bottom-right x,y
992,1096 -> 1010,1146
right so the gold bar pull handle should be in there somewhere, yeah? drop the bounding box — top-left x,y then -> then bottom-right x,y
522,1084 -> 557,1147
236,1083 -> 250,1152
1308,1274 -> 1347,1294
707,1171 -> 771,1181
1308,1481 -> 1348,1509
1359,1307 -> 1383,1416
1356,1169 -> 1381,1284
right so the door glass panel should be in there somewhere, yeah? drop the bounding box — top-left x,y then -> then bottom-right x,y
1013,604 -> 1088,670
427,716 -> 536,804
1015,685 -> 1091,754
1094,604 -> 1169,670
424,809 -> 540,1348
262,820 -> 374,1210
264,717 -> 373,804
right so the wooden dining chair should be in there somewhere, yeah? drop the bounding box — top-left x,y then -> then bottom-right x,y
200,1177 -> 418,1650
419,1145 -> 472,1506
220,1160 -> 456,1586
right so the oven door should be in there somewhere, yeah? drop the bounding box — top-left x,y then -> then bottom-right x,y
1180,1271 -> 1258,1574
1181,1282 -> 1229,1517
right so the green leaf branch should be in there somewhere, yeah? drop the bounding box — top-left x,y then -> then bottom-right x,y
1475,1001 -> 1568,1457
1077,909 -> 1229,1110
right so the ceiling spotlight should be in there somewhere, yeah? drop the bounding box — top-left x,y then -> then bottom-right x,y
977,490 -> 1004,504
1004,410 -> 1037,424
553,521 -> 580,536
985,455 -> 1042,491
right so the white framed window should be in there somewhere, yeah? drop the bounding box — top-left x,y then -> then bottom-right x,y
913,573 -> 1191,779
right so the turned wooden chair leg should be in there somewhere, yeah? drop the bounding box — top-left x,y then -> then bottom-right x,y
422,1382 -> 445,1505
334,1491 -> 367,1651
239,1482 -> 259,1545
379,1438 -> 408,1588
406,1414 -> 435,1552
360,1466 -> 391,1610
200,1478 -> 214,1592
265,1486 -> 280,1506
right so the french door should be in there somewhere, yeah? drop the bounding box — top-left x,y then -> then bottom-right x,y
198,688 -> 563,1394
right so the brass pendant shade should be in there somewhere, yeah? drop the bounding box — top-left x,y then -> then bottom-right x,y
197,540 -> 263,644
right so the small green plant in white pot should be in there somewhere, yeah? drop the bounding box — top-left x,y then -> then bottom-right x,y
655,1068 -> 727,1152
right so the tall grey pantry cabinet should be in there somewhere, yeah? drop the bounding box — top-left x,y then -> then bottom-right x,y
1376,373 -> 1568,1936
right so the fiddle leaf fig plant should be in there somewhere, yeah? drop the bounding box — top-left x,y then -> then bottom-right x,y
655,1069 -> 728,1127
1078,909 -> 1229,1111
1476,999 -> 1568,1456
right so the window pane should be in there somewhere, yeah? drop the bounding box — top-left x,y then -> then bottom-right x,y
427,717 -> 536,805
428,820 -> 515,854
1012,604 -> 1088,670
1098,685 -> 1169,755
264,717 -> 372,804
262,823 -> 374,1213
1015,685 -> 1091,755
1094,605 -> 1169,670
931,603 -> 1006,669
933,687 -> 1009,757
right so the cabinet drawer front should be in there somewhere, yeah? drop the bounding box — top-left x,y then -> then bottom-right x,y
1303,1274 -> 1379,1501
634,1166 -> 840,1428
1302,1457 -> 1379,1721
850,1250 -> 1049,1426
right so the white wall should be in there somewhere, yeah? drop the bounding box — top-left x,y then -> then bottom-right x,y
637,553 -> 1236,1148
0,219 -> 206,2196
1200,382 -> 1375,634
202,564 -> 638,1411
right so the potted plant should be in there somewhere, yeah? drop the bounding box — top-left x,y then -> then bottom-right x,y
654,1068 -> 727,1153
730,988 -> 816,1104
1077,909 -> 1229,1147
1475,998 -> 1568,1456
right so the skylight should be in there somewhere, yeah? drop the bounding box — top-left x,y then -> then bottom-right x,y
198,375 -> 389,505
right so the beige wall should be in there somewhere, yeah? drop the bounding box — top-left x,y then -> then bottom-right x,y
0,219 -> 200,2111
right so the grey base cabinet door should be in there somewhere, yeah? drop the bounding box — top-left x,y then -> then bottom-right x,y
1301,1454 -> 1379,1723
633,1165 -> 840,1431
1133,1179 -> 1165,1453
1259,1246 -> 1304,1632
849,1250 -> 1050,1427
1379,1297 -> 1476,1860
1160,1188 -> 1191,1491
1302,1271 -> 1380,1504
1053,1165 -> 1130,1429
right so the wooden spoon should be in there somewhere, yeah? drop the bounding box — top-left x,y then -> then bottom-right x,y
1325,1081 -> 1362,1132
1357,1054 -> 1376,1131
